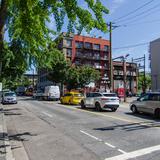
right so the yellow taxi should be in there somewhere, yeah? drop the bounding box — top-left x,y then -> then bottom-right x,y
60,92 -> 84,105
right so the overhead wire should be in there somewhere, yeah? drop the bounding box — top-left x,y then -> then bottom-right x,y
121,19 -> 160,27
113,42 -> 149,50
115,2 -> 160,23
113,0 -> 155,22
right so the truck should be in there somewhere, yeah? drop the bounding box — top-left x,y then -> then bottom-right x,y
34,86 -> 60,101
43,86 -> 60,101
16,86 -> 26,96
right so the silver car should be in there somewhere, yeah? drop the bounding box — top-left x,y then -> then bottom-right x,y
80,92 -> 119,111
2,92 -> 17,104
130,92 -> 160,118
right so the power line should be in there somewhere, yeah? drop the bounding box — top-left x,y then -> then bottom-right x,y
121,19 -> 160,27
117,8 -> 160,26
116,2 -> 160,23
113,42 -> 149,50
113,0 -> 155,22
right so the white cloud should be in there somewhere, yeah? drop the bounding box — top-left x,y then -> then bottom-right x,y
110,0 -> 126,14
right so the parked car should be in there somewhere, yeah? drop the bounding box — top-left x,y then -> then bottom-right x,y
43,86 -> 60,100
33,90 -> 44,100
80,92 -> 119,111
2,92 -> 17,104
130,92 -> 160,118
60,92 -> 84,105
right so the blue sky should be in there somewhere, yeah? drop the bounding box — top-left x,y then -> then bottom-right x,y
7,0 -> 160,73
87,0 -> 160,71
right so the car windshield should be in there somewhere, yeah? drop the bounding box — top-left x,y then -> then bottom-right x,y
103,93 -> 117,97
4,92 -> 16,97
74,94 -> 83,97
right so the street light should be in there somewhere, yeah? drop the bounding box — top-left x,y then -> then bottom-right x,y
112,54 -> 130,102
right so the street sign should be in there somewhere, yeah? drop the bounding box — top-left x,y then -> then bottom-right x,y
0,83 -> 2,91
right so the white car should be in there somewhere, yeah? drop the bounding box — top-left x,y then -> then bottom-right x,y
2,92 -> 17,104
80,92 -> 119,111
130,92 -> 160,118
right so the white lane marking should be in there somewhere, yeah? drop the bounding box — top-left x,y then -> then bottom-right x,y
105,144 -> 160,160
118,149 -> 127,154
80,130 -> 102,141
105,142 -> 116,148
42,111 -> 53,118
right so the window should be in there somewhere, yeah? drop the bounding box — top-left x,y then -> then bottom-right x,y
148,94 -> 160,101
104,45 -> 109,51
66,49 -> 72,57
93,93 -> 102,97
75,41 -> 83,48
84,42 -> 92,49
64,93 -> 72,96
93,44 -> 100,50
140,94 -> 149,101
66,39 -> 72,47
103,93 -> 117,97
76,50 -> 82,56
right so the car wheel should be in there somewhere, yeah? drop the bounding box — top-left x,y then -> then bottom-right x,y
60,99 -> 63,104
111,108 -> 117,112
95,102 -> 102,112
154,108 -> 160,118
131,105 -> 138,114
68,99 -> 72,105
80,100 -> 86,109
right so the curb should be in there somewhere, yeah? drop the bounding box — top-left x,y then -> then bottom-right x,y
1,106 -> 15,160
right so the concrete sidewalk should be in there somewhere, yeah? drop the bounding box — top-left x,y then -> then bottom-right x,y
0,105 -> 14,160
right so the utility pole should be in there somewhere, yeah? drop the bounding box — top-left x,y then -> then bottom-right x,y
109,22 -> 113,92
144,54 -> 146,93
123,58 -> 127,102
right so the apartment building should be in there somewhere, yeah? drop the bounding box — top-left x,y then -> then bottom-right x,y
113,61 -> 138,94
38,33 -> 138,92
150,38 -> 160,91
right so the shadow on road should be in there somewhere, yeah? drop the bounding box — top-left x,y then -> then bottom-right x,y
9,132 -> 37,142
93,120 -> 160,132
125,112 -> 160,121
2,108 -> 22,116
77,107 -> 112,112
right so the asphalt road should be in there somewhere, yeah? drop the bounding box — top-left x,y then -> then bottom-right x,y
3,97 -> 160,160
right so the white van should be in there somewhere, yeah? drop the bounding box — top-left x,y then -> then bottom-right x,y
44,86 -> 60,101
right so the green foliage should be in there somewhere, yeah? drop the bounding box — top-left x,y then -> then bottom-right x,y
0,0 -> 109,85
138,73 -> 151,91
4,0 -> 108,67
47,48 -> 70,83
2,75 -> 31,90
65,65 -> 100,91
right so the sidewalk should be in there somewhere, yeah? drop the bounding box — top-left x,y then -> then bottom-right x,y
0,105 -> 14,160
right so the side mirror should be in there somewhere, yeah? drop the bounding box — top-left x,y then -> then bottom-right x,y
137,98 -> 140,101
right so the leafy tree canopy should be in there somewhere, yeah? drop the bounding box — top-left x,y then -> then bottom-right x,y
0,0 -> 109,69
65,65 -> 100,91
138,73 -> 151,91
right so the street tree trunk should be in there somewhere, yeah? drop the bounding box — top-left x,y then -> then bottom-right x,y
0,0 -> 8,76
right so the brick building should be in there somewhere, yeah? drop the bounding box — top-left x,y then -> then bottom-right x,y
38,33 -> 138,93
113,61 -> 138,94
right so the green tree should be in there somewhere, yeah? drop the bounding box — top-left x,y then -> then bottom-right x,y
47,49 -> 70,84
65,66 -> 100,91
0,0 -> 109,79
138,73 -> 151,91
